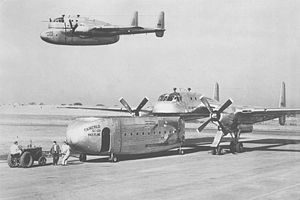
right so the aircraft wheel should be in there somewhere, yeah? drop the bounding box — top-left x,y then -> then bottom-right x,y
111,155 -> 118,163
211,148 -> 216,155
236,142 -> 244,153
216,146 -> 223,155
79,154 -> 87,162
178,149 -> 184,155
229,142 -> 236,153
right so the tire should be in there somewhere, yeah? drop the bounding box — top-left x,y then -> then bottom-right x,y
7,154 -> 18,168
236,142 -> 244,153
20,152 -> 34,168
178,149 -> 184,155
216,146 -> 223,155
79,154 -> 87,162
112,155 -> 118,163
229,142 -> 235,153
211,148 -> 216,155
38,156 -> 47,166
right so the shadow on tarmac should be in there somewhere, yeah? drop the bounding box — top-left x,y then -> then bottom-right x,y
78,137 -> 300,163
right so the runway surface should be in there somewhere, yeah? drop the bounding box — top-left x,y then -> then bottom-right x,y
1,130 -> 300,200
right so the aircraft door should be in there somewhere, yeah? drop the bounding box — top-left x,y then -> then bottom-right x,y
100,127 -> 110,152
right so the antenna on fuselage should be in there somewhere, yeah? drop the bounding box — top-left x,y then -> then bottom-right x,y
187,88 -> 191,92
173,88 -> 177,93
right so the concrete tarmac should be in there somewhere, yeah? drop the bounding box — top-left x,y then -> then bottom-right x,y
1,130 -> 300,200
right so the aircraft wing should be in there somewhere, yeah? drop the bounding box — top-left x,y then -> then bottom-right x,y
234,108 -> 300,124
58,106 -> 152,114
89,26 -> 164,36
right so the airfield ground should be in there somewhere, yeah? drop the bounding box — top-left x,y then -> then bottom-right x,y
0,109 -> 300,199
1,129 -> 300,200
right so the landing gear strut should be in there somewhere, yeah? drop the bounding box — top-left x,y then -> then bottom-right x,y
178,146 -> 184,155
109,153 -> 118,163
229,130 -> 244,153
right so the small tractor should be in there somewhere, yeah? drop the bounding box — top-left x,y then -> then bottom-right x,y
7,146 -> 47,168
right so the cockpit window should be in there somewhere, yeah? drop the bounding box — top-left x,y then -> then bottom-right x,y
53,17 -> 64,23
158,93 -> 182,102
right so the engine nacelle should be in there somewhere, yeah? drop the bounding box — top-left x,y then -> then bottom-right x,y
237,124 -> 253,133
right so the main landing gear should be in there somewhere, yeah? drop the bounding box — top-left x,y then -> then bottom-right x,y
109,153 -> 118,163
79,154 -> 87,162
229,130 -> 244,153
211,130 -> 244,155
178,145 -> 184,155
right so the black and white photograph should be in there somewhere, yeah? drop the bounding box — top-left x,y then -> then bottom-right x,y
0,0 -> 300,199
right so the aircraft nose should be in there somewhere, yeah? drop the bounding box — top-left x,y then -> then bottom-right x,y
40,30 -> 53,43
40,31 -> 47,41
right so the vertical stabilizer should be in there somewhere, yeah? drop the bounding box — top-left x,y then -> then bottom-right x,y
213,82 -> 220,101
279,81 -> 286,125
131,11 -> 138,27
155,11 -> 165,37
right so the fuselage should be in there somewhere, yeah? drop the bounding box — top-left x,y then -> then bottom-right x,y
152,89 -> 219,116
40,15 -> 120,45
66,116 -> 185,156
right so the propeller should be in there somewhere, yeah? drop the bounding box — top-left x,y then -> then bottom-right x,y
197,96 -> 233,133
119,97 -> 149,116
69,19 -> 78,33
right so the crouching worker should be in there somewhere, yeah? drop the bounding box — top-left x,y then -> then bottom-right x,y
10,141 -> 22,157
50,141 -> 60,166
61,141 -> 70,166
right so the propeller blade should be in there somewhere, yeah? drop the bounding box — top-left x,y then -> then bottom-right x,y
217,121 -> 227,134
199,96 -> 213,113
119,97 -> 133,115
197,118 -> 211,133
134,97 -> 149,116
217,99 -> 233,114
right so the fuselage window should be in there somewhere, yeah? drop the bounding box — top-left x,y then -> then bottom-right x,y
195,97 -> 197,100
130,133 -> 133,136
124,133 -> 126,136
136,133 -> 138,135
190,97 -> 193,100
142,132 -> 144,135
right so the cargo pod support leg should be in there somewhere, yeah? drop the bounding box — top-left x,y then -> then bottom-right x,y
109,152 -> 118,163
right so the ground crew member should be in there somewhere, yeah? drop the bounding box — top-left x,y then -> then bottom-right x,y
10,141 -> 22,157
50,141 -> 60,166
61,141 -> 71,166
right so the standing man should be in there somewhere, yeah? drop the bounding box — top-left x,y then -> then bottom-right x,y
50,141 -> 60,166
10,141 -> 22,157
61,141 -> 71,166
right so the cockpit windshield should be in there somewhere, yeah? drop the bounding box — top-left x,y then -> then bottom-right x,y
158,93 -> 182,102
53,17 -> 64,23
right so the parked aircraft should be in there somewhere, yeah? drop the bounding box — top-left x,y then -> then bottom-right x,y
64,82 -> 300,161
40,11 -> 165,45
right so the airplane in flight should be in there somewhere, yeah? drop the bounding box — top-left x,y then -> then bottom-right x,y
40,11 -> 165,45
64,82 -> 300,162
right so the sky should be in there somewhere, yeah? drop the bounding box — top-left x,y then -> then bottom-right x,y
0,0 -> 299,107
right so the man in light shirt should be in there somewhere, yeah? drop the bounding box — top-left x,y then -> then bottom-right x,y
10,141 -> 22,157
61,141 -> 71,166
